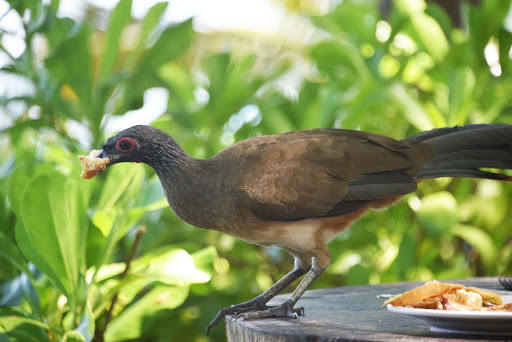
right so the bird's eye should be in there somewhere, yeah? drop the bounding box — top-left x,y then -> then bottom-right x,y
120,140 -> 131,150
116,137 -> 136,152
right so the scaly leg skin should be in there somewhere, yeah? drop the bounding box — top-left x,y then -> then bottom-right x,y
236,262 -> 324,321
206,267 -> 307,335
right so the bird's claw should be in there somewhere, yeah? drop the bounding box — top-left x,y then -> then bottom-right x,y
206,296 -> 267,335
236,301 -> 304,321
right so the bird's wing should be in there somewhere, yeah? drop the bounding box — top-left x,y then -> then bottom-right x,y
226,129 -> 431,221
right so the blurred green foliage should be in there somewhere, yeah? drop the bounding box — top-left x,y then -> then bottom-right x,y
0,0 -> 511,341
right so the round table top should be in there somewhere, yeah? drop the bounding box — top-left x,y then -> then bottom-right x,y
225,276 -> 511,341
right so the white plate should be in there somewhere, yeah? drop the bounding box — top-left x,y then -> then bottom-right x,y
387,295 -> 512,335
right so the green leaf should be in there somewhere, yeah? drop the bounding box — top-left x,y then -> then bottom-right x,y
124,2 -> 169,68
46,23 -> 92,111
98,0 -> 133,84
133,175 -> 167,211
260,107 -> 296,134
18,172 -> 89,307
98,248 -> 212,286
61,331 -> 85,342
300,84 -> 339,129
0,324 -> 50,342
0,273 -> 41,318
1,277 -> 23,306
159,62 -> 197,112
20,273 -> 42,319
0,226 -> 30,275
191,246 -> 218,275
417,191 -> 458,236
395,0 -> 448,62
0,307 -> 51,342
139,19 -> 194,71
7,165 -> 56,217
75,306 -> 95,342
389,83 -> 434,131
453,224 -> 496,270
144,249 -> 211,286
311,23 -> 372,83
15,220 -> 68,297
93,164 -> 145,237
88,219 -> 121,291
104,285 -> 188,342
95,164 -> 144,214
448,66 -> 475,125
115,277 -> 150,306
317,1 -> 378,45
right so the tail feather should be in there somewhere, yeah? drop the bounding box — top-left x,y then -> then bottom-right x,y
420,157 -> 512,171
417,169 -> 512,183
404,124 -> 512,182
428,148 -> 512,164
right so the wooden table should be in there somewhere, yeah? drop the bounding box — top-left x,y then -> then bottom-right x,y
225,277 -> 510,341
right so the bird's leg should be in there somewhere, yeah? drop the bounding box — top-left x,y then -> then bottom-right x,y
206,265 -> 308,335
236,257 -> 326,321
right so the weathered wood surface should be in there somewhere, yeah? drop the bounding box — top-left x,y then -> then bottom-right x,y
226,277 -> 510,341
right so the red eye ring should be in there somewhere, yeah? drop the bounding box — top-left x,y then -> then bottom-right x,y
116,137 -> 137,152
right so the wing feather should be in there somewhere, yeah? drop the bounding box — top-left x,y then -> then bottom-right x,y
215,129 -> 430,221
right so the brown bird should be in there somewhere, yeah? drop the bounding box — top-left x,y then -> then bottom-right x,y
97,124 -> 512,334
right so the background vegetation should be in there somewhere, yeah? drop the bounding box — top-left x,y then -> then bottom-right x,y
0,0 -> 511,340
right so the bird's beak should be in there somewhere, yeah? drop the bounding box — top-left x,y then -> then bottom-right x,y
97,150 -> 124,167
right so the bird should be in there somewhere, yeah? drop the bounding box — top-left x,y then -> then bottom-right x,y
96,123 -> 512,335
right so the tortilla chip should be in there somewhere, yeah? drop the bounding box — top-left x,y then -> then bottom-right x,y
383,281 -> 465,307
382,280 -> 503,308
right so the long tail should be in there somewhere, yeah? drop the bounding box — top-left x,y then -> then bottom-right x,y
403,124 -> 512,182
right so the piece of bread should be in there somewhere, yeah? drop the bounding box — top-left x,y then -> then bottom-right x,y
78,150 -> 111,179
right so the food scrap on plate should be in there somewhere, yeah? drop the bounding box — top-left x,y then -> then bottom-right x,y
383,280 -> 511,312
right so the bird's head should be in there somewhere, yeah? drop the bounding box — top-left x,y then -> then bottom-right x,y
98,125 -> 185,171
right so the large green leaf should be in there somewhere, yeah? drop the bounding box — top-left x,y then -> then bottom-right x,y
19,273 -> 42,319
98,0 -> 133,84
191,246 -> 218,276
139,19 -> 194,72
453,224 -> 496,270
95,247 -> 213,286
75,306 -> 95,342
0,307 -> 51,342
61,331 -> 85,342
260,106 -> 295,134
46,23 -> 93,112
92,164 -> 145,237
448,66 -> 475,125
15,220 -> 68,297
104,285 -> 188,342
143,249 -> 211,286
0,227 -> 30,275
124,2 -> 169,68
396,0 -> 448,62
17,172 -> 89,307
389,83 -> 434,131
417,191 -> 458,237
7,164 -> 56,217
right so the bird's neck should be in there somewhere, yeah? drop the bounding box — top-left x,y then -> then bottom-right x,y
149,140 -> 221,229
145,137 -> 190,173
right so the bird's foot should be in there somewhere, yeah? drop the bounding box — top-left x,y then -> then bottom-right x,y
236,300 -> 304,321
206,296 -> 268,335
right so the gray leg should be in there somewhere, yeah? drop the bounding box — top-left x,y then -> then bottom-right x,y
206,264 -> 308,335
236,258 -> 325,321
